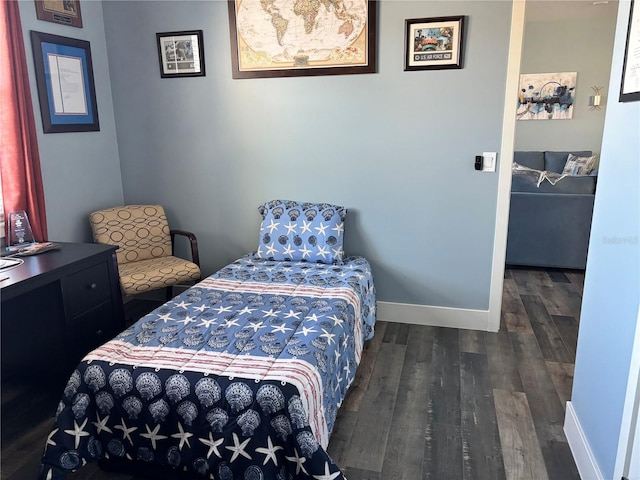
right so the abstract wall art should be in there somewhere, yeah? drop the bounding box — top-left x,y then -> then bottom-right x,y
517,72 -> 577,120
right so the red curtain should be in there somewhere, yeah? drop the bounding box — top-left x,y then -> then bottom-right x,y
0,0 -> 48,241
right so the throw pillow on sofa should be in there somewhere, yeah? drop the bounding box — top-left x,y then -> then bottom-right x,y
544,150 -> 593,173
563,154 -> 596,176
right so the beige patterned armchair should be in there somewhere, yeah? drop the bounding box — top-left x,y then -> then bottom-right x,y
89,205 -> 201,299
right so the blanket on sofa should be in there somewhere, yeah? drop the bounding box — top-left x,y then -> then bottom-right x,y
511,163 -> 597,195
512,162 -> 568,187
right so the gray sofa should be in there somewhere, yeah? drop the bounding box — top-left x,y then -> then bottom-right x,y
505,150 -> 597,269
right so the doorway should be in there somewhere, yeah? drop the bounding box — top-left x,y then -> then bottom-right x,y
489,0 -> 619,332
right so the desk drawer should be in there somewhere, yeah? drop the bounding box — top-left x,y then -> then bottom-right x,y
68,301 -> 116,362
64,261 -> 112,317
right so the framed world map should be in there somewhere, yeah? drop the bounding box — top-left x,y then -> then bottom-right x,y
227,0 -> 377,79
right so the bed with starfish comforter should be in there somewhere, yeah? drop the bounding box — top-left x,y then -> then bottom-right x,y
39,252 -> 376,479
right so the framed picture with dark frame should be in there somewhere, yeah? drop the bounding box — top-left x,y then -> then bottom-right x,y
156,30 -> 205,78
34,0 -> 83,28
404,16 -> 465,71
227,0 -> 377,79
620,0 -> 640,102
30,31 -> 99,133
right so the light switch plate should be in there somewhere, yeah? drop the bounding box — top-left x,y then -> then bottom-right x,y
483,152 -> 497,172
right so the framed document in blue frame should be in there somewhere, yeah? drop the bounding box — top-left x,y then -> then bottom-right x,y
30,31 -> 99,133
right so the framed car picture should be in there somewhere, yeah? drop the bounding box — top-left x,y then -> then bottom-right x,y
405,16 -> 465,71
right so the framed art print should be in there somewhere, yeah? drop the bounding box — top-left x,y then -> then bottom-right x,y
405,16 -> 465,71
34,0 -> 83,28
227,0 -> 377,79
156,30 -> 205,78
30,31 -> 99,133
620,0 -> 640,102
516,72 -> 577,120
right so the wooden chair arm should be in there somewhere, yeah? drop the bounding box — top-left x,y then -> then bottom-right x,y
170,229 -> 200,267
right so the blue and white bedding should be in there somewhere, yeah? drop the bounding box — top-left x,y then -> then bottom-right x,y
39,254 -> 376,479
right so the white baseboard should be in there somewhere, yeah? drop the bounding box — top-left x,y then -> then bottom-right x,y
564,401 -> 604,480
376,301 -> 495,332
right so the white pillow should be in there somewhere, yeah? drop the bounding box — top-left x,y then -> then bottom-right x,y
562,154 -> 596,176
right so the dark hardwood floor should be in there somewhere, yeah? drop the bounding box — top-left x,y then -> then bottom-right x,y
1,267 -> 583,480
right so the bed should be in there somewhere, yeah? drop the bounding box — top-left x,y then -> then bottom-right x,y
39,200 -> 376,480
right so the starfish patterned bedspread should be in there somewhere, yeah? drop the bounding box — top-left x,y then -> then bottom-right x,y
39,254 -> 376,480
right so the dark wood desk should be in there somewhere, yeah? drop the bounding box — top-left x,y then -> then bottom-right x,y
1,242 -> 125,377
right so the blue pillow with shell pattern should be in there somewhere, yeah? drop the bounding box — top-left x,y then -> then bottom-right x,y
256,200 -> 347,264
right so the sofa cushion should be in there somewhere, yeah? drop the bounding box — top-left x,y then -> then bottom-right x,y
514,151 -> 544,170
544,150 -> 592,173
511,171 -> 596,194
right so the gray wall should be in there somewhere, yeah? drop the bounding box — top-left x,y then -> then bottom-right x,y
102,0 -> 513,310
515,0 -> 618,156
570,0 -> 640,476
18,0 -> 124,241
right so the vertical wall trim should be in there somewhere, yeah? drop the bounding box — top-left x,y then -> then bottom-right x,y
565,401 -> 606,480
488,0 -> 526,332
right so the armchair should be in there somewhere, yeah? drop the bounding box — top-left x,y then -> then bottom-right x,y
89,205 -> 201,299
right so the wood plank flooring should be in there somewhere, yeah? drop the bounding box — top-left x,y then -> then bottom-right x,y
1,267 -> 583,480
